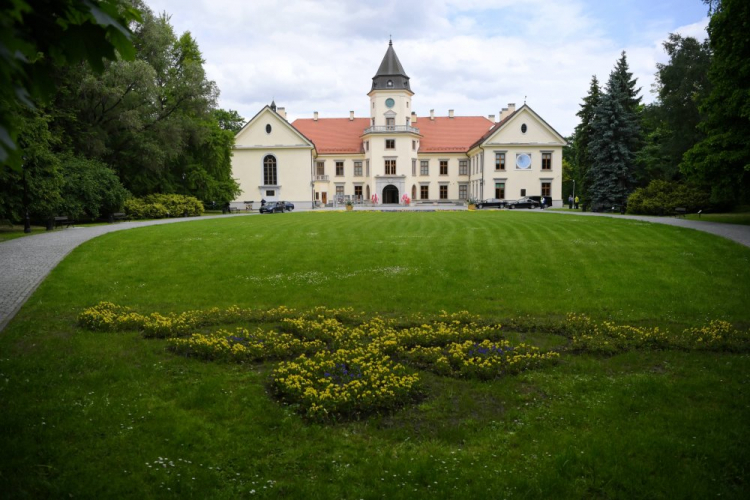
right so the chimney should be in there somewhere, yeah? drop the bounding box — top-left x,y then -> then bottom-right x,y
411,111 -> 417,123
277,107 -> 286,120
508,103 -> 516,114
314,111 -> 318,121
349,111 -> 354,121
430,109 -> 435,121
500,107 -> 509,121
449,109 -> 454,118
488,114 -> 495,122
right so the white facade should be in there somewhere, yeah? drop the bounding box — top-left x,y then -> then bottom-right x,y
231,43 -> 566,209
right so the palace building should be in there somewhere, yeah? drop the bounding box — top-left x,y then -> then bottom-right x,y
231,40 -> 566,208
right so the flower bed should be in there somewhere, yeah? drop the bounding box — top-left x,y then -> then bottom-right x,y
400,340 -> 560,379
169,327 -> 326,362
271,347 -> 421,420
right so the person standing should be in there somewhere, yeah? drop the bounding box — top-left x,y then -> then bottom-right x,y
568,194 -> 573,209
574,196 -> 579,209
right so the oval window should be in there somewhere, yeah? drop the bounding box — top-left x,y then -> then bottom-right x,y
385,98 -> 395,108
521,123 -> 527,133
387,80 -> 393,87
266,124 -> 272,134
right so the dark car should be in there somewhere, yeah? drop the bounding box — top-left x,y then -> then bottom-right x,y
259,202 -> 285,214
476,198 -> 507,209
278,201 -> 295,211
506,197 -> 539,209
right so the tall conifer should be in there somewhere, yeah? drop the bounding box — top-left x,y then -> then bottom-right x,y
588,66 -> 640,210
573,75 -> 601,204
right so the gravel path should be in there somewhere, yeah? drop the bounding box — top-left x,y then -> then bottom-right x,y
1,209 -> 748,332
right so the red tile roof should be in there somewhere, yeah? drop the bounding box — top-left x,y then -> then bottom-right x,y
416,116 -> 494,153
292,118 -> 370,154
292,115 -> 495,154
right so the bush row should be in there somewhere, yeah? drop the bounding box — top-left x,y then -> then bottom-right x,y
124,194 -> 204,219
626,180 -> 711,215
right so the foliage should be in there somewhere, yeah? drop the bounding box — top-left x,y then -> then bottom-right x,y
212,108 -> 245,134
0,0 -> 141,170
626,180 -> 711,215
588,56 -> 640,210
0,105 -> 62,221
683,0 -> 750,207
572,75 -> 601,204
58,153 -> 130,219
123,193 -> 203,219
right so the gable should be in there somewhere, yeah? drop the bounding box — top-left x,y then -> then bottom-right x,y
234,107 -> 314,149
480,106 -> 565,147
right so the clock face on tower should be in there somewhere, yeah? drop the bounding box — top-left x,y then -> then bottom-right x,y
385,98 -> 395,108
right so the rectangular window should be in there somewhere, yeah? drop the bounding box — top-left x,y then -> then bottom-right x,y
385,159 -> 396,175
366,160 -> 370,177
385,139 -> 395,150
521,188 -> 526,197
420,160 -> 429,176
354,161 -> 363,176
336,161 -> 344,176
495,182 -> 505,199
336,185 -> 344,195
459,184 -> 467,199
412,159 -> 416,176
266,190 -> 275,196
541,182 -> 551,197
420,185 -> 429,199
439,185 -> 448,199
354,185 -> 363,198
495,152 -> 505,170
316,161 -> 325,176
459,160 -> 468,175
440,160 -> 448,175
542,153 -> 552,170
365,140 -> 369,151
412,140 -> 416,151
386,117 -> 395,130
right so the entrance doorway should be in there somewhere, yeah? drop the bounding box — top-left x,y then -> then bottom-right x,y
382,185 -> 399,204
321,192 -> 328,205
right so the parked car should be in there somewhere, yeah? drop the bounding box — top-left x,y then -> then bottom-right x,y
476,198 -> 507,209
259,202 -> 285,214
278,201 -> 295,211
506,197 -> 539,209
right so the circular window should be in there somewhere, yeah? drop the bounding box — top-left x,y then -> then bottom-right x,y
385,98 -> 395,108
265,124 -> 272,134
521,123 -> 527,133
516,154 -> 531,169
387,80 -> 393,87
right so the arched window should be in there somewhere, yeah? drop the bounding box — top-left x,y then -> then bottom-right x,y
263,155 -> 277,185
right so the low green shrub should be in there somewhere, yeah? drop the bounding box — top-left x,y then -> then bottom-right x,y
124,194 -> 204,219
627,180 -> 711,215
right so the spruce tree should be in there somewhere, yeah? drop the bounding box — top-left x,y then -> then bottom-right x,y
588,69 -> 640,210
573,75 -> 601,204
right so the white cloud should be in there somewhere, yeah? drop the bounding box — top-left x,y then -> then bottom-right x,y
144,0 -> 710,136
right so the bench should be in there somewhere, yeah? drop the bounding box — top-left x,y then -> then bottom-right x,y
674,207 -> 687,217
54,216 -> 74,228
108,212 -> 130,223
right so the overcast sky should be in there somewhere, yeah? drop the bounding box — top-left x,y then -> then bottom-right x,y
144,0 -> 710,136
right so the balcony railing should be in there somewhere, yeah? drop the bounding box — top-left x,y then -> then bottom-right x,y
363,125 -> 420,134
314,174 -> 329,181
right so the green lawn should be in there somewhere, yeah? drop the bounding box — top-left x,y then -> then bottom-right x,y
1,212 -> 748,498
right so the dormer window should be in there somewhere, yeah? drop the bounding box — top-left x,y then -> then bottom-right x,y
387,80 -> 393,87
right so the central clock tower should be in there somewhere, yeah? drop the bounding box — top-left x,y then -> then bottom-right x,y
365,40 -> 420,204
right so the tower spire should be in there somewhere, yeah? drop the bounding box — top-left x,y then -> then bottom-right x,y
371,39 -> 411,92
